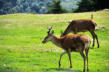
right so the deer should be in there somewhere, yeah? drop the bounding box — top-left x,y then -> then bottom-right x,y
42,26 -> 91,72
61,19 -> 99,48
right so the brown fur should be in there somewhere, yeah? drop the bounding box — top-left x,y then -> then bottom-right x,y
61,19 -> 99,48
42,31 -> 91,72
52,34 -> 90,51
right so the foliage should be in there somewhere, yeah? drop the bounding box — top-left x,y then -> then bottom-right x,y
0,0 -> 52,14
47,0 -> 67,14
74,0 -> 95,12
0,0 -> 80,15
0,0 -> 17,14
0,0 -> 108,14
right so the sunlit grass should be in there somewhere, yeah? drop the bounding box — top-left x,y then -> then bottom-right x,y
0,10 -> 109,72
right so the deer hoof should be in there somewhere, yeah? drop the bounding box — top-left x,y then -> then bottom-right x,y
70,65 -> 72,68
92,45 -> 94,47
59,64 -> 61,68
92,43 -> 95,47
83,69 -> 85,72
97,45 -> 99,48
87,68 -> 89,72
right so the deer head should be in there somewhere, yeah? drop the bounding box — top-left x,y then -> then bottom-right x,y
42,25 -> 54,43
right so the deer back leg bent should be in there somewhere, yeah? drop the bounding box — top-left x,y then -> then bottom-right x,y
79,48 -> 86,72
89,29 -> 99,48
67,49 -> 72,68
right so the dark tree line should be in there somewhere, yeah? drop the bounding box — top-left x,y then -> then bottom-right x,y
0,0 -> 52,15
74,0 -> 109,12
0,0 -> 108,15
0,0 -> 17,14
47,0 -> 67,14
94,0 -> 109,11
75,0 -> 95,12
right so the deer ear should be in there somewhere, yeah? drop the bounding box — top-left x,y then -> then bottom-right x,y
51,30 -> 54,34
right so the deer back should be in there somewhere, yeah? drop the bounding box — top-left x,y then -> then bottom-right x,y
69,19 -> 96,32
60,34 -> 91,52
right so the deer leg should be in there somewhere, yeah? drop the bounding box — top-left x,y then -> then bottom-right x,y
67,50 -> 72,68
95,34 -> 99,48
92,35 -> 95,47
80,50 -> 86,72
85,48 -> 89,72
92,32 -> 99,48
90,30 -> 99,48
59,52 -> 66,68
90,31 -> 95,47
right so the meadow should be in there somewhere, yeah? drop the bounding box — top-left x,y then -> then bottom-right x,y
0,10 -> 109,72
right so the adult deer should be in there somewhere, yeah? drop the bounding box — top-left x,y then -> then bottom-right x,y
61,19 -> 99,48
42,26 -> 91,72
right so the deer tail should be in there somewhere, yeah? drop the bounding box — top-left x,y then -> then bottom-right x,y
66,20 -> 71,23
94,22 -> 97,26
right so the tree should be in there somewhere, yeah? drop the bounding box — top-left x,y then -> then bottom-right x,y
94,0 -> 109,11
0,0 -> 17,14
47,0 -> 67,14
74,0 -> 95,12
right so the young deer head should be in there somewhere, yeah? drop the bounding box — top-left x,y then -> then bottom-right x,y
42,26 -> 54,43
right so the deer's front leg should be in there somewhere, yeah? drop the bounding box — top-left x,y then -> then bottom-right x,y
59,52 -> 66,68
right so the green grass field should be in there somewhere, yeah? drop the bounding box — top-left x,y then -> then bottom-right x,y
0,10 -> 109,72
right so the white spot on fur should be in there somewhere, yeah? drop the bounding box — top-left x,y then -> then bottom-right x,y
85,41 -> 91,49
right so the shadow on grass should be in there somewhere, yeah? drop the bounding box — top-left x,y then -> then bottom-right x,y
46,68 -> 82,72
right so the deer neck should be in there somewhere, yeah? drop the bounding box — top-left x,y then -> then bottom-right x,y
51,35 -> 62,48
63,27 -> 70,36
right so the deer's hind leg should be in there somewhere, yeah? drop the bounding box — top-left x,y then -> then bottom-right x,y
85,48 -> 89,72
89,29 -> 99,48
79,47 -> 86,72
67,49 -> 72,68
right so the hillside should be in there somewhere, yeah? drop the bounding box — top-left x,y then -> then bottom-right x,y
0,10 -> 109,72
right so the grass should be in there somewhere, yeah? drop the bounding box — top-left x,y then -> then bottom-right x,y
0,10 -> 109,72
